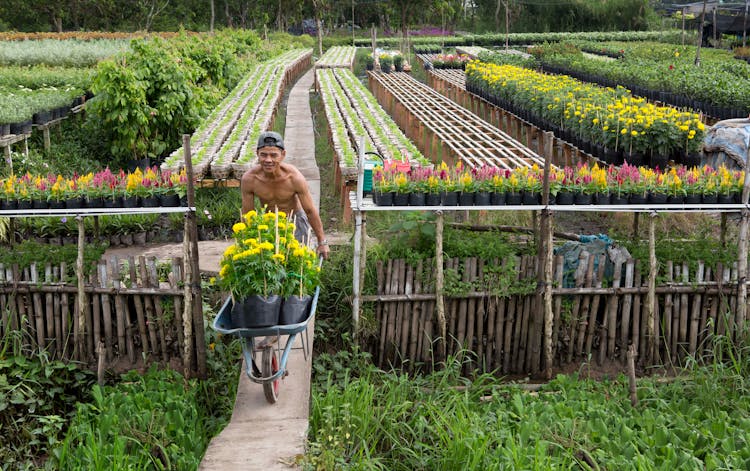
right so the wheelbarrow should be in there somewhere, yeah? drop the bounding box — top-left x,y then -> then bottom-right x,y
212,285 -> 319,404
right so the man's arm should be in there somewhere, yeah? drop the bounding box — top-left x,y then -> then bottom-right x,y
292,172 -> 330,259
240,172 -> 256,220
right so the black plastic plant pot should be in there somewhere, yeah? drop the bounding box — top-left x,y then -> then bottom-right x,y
280,295 -> 312,325
159,193 -> 181,207
231,295 -> 282,328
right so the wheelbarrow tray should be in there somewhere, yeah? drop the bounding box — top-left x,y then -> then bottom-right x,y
212,285 -> 320,338
211,286 -> 319,389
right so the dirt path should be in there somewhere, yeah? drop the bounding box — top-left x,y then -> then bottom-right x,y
103,240 -> 231,274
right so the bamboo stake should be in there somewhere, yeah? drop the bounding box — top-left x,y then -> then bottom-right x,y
111,257 -> 134,364
456,258 -> 470,358
99,262 -> 112,362
606,259 -> 624,361
475,259 -> 485,372
45,265 -> 57,357
146,257 -> 168,360
399,262 -> 414,363
585,259 -> 606,357
567,253 -> 588,363
665,261 -> 676,360
552,255 -> 564,359
678,263 -> 690,361
697,262 -> 709,347
542,207 -> 554,379
129,256 -> 150,357
688,263 -> 704,356
619,259 -> 635,363
646,212 -> 657,365
435,211 -> 446,363
76,216 -> 86,360
91,267 -> 101,361
632,262 -> 643,361
576,255 -> 595,361
169,258 -> 185,354
408,260 -> 423,371
30,264 -> 45,350
377,260 -> 390,367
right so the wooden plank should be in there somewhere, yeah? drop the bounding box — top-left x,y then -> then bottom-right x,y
566,252 -> 588,363
585,258 -> 606,357
552,255 -> 565,362
99,262 -> 113,362
91,266 -> 102,360
512,256 -> 528,372
678,262 -> 690,360
576,255 -> 596,359
619,259 -> 636,362
631,261 -> 643,361
688,262 -> 704,356
697,262 -> 710,347
169,258 -> 185,358
376,260 -> 387,366
147,257 -> 169,360
399,262 -> 414,364
129,256 -> 150,358
408,260 -> 423,370
666,261 -> 677,360
30,263 -> 46,350
112,257 -> 134,363
45,265 -> 59,356
423,259 -> 435,370
139,256 -> 160,361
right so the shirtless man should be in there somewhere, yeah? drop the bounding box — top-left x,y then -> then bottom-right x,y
240,131 -> 330,259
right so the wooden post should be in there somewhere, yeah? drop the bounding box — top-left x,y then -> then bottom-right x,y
646,212 -> 657,364
627,344 -> 638,407
352,136 -> 366,336
721,213 -> 727,247
43,127 -> 51,152
182,135 -> 195,377
633,212 -> 640,240
76,215 -> 86,360
541,131 -> 554,379
735,152 -> 750,338
435,210 -> 446,362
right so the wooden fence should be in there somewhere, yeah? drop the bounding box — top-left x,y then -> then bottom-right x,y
363,255 -> 748,376
0,256 -> 204,376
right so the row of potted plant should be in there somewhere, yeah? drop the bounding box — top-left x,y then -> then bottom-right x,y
529,40 -> 750,117
0,37 -> 129,68
429,53 -> 471,69
316,46 -> 356,68
330,68 -> 428,165
317,68 -> 378,171
353,30 -> 684,49
372,161 -> 746,206
465,59 -> 706,161
218,207 -> 321,328
0,167 -> 187,210
234,50 -> 312,178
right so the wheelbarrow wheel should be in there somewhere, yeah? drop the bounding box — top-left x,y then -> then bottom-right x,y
262,347 -> 280,403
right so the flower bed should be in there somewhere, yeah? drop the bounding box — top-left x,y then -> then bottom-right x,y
372,161 -> 744,206
465,60 -> 706,164
0,167 -> 187,210
430,53 -> 470,69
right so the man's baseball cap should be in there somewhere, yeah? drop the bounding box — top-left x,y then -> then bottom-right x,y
257,131 -> 284,150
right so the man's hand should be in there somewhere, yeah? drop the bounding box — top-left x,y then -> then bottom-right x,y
317,242 -> 330,260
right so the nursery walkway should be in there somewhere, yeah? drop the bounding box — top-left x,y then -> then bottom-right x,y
199,68 -> 319,470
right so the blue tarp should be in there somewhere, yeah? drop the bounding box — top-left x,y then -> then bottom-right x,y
703,118 -> 750,170
554,234 -> 615,288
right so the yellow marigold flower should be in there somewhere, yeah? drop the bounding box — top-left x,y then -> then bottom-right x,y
293,248 -> 305,257
219,265 -> 229,277
257,224 -> 269,231
277,211 -> 287,219
244,210 -> 257,220
243,238 -> 258,246
224,245 -> 237,256
232,222 -> 246,234
278,237 -> 287,244
631,130 -> 638,137
260,242 -> 274,251
272,253 -> 285,263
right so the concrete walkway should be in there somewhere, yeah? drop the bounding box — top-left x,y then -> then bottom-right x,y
199,68 -> 319,470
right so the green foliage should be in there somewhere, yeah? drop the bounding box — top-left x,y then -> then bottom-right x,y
54,367 -> 207,469
0,240 -> 106,280
0,344 -> 97,470
307,345 -> 750,469
89,30 -> 267,164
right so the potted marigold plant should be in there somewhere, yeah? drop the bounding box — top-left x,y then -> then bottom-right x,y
219,207 -> 291,327
280,236 -> 321,325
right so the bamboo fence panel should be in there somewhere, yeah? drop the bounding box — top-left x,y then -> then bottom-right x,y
363,254 -> 750,375
0,257 -> 203,375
